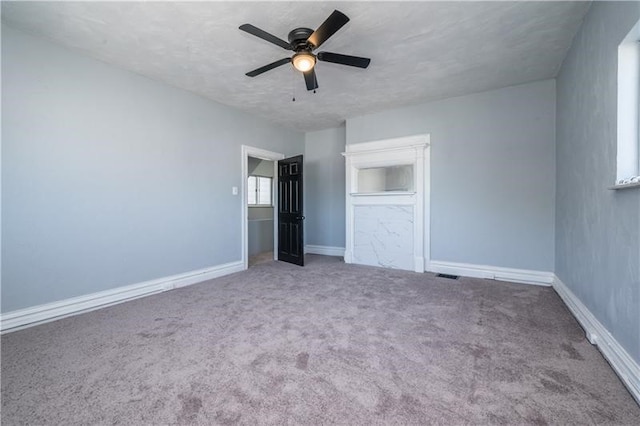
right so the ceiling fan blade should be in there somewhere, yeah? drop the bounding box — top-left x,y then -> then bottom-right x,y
307,10 -> 350,49
303,69 -> 319,91
246,58 -> 291,77
317,52 -> 371,68
239,24 -> 293,50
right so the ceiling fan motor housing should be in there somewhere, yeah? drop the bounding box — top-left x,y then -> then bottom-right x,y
288,27 -> 314,50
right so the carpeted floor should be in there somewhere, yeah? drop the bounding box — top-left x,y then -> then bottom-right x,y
249,251 -> 274,268
2,255 -> 639,424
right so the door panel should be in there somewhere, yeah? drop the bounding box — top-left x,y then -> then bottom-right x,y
279,223 -> 290,255
292,223 -> 302,256
277,155 -> 304,266
279,181 -> 288,213
290,181 -> 299,213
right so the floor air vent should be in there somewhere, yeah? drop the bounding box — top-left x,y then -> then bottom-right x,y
436,273 -> 459,280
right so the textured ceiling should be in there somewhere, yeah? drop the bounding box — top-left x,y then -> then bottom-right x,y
2,1 -> 590,132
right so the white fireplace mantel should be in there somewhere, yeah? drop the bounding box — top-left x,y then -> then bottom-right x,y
342,135 -> 430,272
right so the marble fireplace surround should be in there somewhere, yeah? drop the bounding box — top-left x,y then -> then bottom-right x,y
343,135 -> 430,272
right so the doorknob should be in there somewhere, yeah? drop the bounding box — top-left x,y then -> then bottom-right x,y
296,215 -> 306,220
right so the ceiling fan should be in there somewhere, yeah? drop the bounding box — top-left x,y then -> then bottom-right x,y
239,10 -> 371,91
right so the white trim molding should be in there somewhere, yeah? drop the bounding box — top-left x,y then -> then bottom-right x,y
305,245 -> 345,257
0,261 -> 244,334
343,134 -> 430,273
553,275 -> 640,404
430,260 -> 554,286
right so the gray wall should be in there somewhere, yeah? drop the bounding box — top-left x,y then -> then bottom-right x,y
347,80 -> 556,271
1,25 -> 303,312
247,157 -> 274,255
304,126 -> 346,249
248,219 -> 273,257
248,207 -> 273,221
555,2 -> 640,363
248,157 -> 274,179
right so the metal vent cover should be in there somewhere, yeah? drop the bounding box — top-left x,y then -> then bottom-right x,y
436,273 -> 459,280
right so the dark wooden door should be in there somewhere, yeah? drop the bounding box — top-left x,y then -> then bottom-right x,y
277,155 -> 304,266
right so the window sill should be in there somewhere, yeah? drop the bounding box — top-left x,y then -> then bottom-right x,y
609,181 -> 640,190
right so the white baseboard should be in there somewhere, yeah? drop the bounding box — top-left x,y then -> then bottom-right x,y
0,260 -> 244,334
305,245 -> 345,257
429,260 -> 554,286
552,275 -> 640,405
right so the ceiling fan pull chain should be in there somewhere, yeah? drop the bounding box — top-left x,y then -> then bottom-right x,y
292,68 -> 297,102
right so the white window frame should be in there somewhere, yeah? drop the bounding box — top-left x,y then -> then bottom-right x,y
247,175 -> 273,206
614,19 -> 640,189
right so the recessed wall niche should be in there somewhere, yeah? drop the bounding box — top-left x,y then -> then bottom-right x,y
357,164 -> 415,193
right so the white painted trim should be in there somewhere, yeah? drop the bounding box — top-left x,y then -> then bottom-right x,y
344,134 -> 430,273
423,142 -> 431,272
304,245 -> 345,257
553,275 -> 640,405
344,134 -> 428,154
610,180 -> 640,190
241,145 -> 285,269
429,260 -> 553,286
0,261 -> 243,334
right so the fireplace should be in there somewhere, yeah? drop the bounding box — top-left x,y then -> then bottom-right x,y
343,135 -> 430,272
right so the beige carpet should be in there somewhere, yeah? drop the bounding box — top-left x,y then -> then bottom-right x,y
249,251 -> 274,267
2,255 -> 639,424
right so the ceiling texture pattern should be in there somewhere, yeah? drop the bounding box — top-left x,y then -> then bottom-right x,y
2,1 -> 591,131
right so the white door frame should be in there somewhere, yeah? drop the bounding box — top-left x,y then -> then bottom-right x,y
241,145 -> 285,270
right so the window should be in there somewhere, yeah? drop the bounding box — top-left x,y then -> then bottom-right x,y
248,176 -> 272,205
615,19 -> 640,188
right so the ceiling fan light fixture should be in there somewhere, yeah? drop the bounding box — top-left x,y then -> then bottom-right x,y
240,10 -> 369,91
292,52 -> 316,72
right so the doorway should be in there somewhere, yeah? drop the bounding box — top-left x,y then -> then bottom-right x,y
247,156 -> 275,267
241,146 -> 284,270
